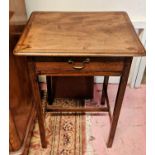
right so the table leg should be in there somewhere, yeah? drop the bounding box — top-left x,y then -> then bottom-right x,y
46,76 -> 54,105
107,58 -> 132,147
101,76 -> 109,105
28,60 -> 47,148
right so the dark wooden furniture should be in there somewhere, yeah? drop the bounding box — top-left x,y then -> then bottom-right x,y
9,2 -> 36,154
9,31 -> 37,154
14,12 -> 145,148
50,76 -> 94,99
9,28 -> 37,154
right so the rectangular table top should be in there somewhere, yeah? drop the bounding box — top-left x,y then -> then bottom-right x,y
14,12 -> 145,57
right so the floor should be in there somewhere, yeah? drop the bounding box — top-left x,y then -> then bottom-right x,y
38,83 -> 146,155
85,84 -> 146,155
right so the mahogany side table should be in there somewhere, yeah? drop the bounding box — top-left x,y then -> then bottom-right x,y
14,12 -> 145,148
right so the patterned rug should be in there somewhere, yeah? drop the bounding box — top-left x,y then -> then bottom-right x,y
28,84 -> 146,155
28,98 -> 86,155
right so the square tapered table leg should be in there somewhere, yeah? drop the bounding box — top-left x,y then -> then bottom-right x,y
107,58 -> 132,147
28,59 -> 47,148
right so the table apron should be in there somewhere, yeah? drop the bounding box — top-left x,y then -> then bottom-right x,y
35,71 -> 122,76
34,58 -> 125,76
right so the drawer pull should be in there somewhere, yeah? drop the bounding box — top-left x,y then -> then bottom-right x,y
68,58 -> 90,70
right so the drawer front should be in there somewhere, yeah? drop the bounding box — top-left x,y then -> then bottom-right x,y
34,57 -> 125,76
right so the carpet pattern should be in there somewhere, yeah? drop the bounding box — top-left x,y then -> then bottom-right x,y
28,84 -> 146,155
28,98 -> 85,155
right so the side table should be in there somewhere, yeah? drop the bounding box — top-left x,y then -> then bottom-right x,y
14,12 -> 145,148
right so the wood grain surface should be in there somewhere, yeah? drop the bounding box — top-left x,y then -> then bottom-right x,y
35,57 -> 124,76
14,12 -> 145,57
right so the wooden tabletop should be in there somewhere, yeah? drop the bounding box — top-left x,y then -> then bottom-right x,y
14,12 -> 145,57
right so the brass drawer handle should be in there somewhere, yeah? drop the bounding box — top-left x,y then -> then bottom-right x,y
68,58 -> 90,70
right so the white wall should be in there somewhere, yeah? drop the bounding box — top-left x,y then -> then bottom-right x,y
25,0 -> 145,22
